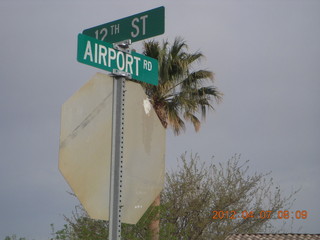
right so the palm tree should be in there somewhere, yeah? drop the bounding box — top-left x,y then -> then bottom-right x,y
141,37 -> 222,134
141,37 -> 222,239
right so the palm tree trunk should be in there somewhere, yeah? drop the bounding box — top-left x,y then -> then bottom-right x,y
149,194 -> 160,240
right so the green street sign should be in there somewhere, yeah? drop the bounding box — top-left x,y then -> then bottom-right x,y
77,34 -> 158,85
82,6 -> 165,43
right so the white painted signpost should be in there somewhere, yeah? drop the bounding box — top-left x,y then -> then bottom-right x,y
59,6 -> 165,240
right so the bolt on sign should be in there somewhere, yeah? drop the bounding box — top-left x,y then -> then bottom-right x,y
77,33 -> 158,85
83,6 -> 165,43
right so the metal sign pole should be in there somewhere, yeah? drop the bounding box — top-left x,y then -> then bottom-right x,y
109,75 -> 125,240
109,40 -> 131,240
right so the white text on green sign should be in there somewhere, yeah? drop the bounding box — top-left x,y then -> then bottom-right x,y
82,6 -> 164,43
77,34 -> 158,85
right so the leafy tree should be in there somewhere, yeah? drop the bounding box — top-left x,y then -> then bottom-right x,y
51,153 -> 297,240
160,153 -> 297,240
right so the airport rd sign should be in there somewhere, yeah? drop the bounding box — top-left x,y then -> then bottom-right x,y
83,6 -> 164,43
77,33 -> 158,85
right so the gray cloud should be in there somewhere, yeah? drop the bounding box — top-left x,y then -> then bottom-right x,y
1,1 -> 319,238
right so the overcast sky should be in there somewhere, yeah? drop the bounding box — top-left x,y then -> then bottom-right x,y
0,0 -> 319,239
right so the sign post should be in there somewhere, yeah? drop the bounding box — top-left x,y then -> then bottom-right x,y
108,75 -> 126,240
71,6 -> 165,240
107,37 -> 133,240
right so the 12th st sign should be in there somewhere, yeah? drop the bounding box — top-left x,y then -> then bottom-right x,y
77,33 -> 158,85
83,6 -> 164,43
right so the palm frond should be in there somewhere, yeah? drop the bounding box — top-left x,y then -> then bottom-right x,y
184,112 -> 201,132
165,100 -> 186,135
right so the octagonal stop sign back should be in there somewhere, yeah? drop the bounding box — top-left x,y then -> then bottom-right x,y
59,72 -> 166,224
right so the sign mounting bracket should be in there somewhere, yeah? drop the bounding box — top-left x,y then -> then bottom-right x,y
113,39 -> 132,54
112,69 -> 132,79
